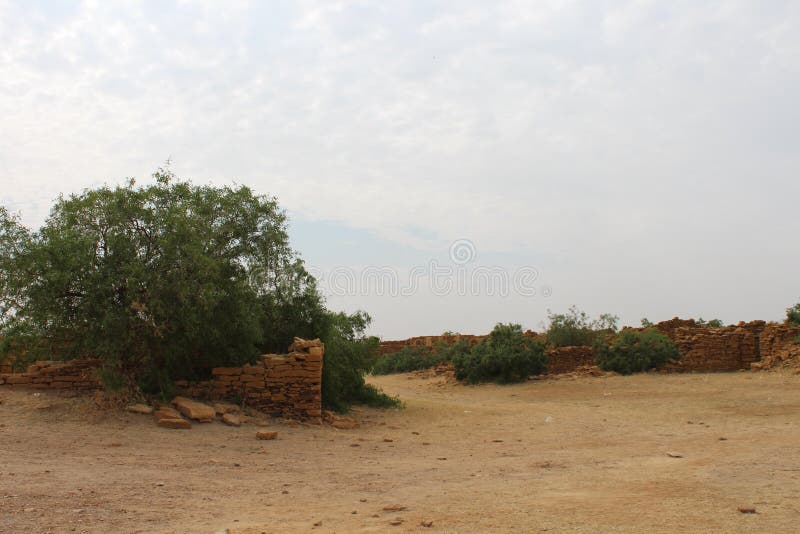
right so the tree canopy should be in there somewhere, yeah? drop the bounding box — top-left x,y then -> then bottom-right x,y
0,168 -> 393,409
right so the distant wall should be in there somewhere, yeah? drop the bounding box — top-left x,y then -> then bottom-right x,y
0,359 -> 102,390
380,319 -> 800,375
546,346 -> 595,374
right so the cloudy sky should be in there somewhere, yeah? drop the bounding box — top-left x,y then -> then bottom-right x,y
1,1 -> 798,338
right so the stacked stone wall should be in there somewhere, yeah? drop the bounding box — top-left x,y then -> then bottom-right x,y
0,359 -> 102,390
546,346 -> 595,374
175,337 -> 324,422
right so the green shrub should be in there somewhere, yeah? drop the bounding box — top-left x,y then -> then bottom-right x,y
319,311 -> 399,411
696,317 -> 724,328
545,306 -> 619,347
787,301 -> 800,326
372,345 -> 439,375
594,328 -> 679,375
453,323 -> 546,384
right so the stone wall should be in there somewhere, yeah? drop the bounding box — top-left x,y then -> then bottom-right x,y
379,331 -> 538,355
546,346 -> 595,374
379,319 -> 800,374
176,337 -> 324,422
657,321 -> 766,372
754,323 -> 800,369
0,337 -> 325,423
0,359 -> 102,390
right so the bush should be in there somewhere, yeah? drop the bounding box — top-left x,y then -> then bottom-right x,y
594,329 -> 679,375
371,337 -> 472,375
696,317 -> 724,328
787,301 -> 800,326
372,345 -> 439,375
453,323 -> 546,384
545,306 -> 619,347
318,311 -> 400,412
0,169 -> 400,412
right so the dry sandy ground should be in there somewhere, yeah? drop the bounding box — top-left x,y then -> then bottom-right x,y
1,370 -> 800,533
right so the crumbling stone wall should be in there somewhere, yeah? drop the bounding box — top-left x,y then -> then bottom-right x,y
379,331 -> 539,355
657,321 -> 766,372
176,337 -> 324,422
0,338 -> 325,422
0,359 -> 102,390
754,323 -> 800,369
546,346 -> 595,374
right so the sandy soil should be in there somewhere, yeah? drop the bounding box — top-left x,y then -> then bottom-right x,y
1,370 -> 799,533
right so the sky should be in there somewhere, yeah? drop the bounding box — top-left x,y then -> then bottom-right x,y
1,0 -> 799,339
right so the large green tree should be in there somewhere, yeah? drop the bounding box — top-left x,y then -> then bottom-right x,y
0,169 -> 362,398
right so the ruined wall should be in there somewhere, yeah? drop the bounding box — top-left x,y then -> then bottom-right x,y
545,346 -> 595,374
0,338 -> 325,422
0,359 -> 102,390
754,323 -> 800,369
379,331 -> 538,355
379,319 -> 800,374
657,321 -> 766,372
176,337 -> 324,422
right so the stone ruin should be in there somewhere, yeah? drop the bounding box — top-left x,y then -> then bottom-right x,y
378,319 -> 800,374
0,337 -> 325,423
176,337 -> 324,422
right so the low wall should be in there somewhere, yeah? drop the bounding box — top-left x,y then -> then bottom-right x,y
659,321 -> 766,372
0,337 -> 325,422
380,319 -> 800,374
379,331 -> 538,355
546,346 -> 595,374
176,337 -> 324,422
0,359 -> 102,390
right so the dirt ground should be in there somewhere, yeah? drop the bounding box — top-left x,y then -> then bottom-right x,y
1,370 -> 799,533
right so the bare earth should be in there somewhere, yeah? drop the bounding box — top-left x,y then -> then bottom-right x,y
2,370 -> 800,533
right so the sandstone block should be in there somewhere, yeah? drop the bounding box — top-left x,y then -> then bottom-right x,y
172,397 -> 216,422
126,404 -> 154,415
256,430 -> 278,440
158,418 -> 192,429
222,413 -> 242,427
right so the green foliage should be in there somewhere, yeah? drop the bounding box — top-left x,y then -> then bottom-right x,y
318,311 -> 399,411
696,317 -> 724,328
640,318 -> 653,328
453,323 -> 546,384
372,345 -> 437,375
0,169 -> 400,412
594,329 -> 679,375
787,301 -> 800,326
545,306 -> 619,347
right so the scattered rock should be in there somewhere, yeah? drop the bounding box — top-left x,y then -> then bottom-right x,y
313,520 -> 322,527
437,457 -> 448,460
172,397 -> 216,422
383,505 -> 408,511
213,402 -> 240,415
126,404 -> 153,415
738,505 -> 757,514
256,430 -> 278,440
383,438 -> 394,442
719,437 -> 728,441
666,452 -> 683,458
350,443 -> 361,447
389,518 -> 404,526
108,442 -> 123,447
420,520 -> 434,527
154,407 -> 181,420
157,418 -> 192,429
221,413 -> 241,427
